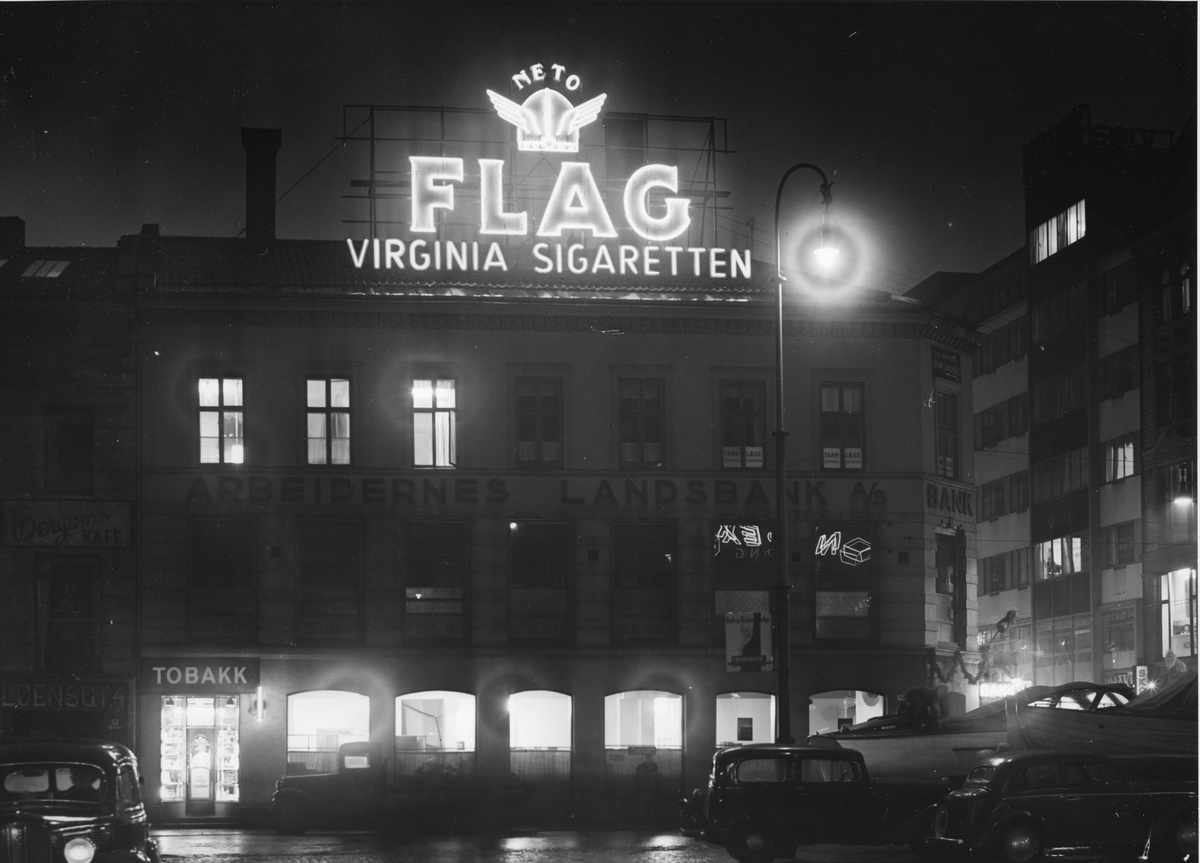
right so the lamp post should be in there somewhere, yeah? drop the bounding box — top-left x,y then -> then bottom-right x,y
772,163 -> 836,745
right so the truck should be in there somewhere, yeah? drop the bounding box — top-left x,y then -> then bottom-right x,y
678,744 -> 953,863
269,741 -> 535,834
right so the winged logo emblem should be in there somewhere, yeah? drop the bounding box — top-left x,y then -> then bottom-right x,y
486,88 -> 607,153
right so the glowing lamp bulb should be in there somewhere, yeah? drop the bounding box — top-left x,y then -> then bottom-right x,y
813,246 -> 840,267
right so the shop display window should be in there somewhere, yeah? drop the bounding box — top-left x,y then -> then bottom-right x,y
395,691 -> 476,776
715,692 -> 775,747
160,695 -> 239,806
287,690 -> 370,776
509,690 -> 571,783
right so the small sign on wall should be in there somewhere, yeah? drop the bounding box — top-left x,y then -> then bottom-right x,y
932,347 -> 960,383
726,611 -> 772,672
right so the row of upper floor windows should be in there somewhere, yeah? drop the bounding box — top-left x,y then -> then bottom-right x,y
192,374 -> 945,475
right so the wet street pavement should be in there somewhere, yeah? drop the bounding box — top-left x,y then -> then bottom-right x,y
154,828 -> 922,863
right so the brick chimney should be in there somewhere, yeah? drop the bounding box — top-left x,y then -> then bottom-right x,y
0,217 -> 26,254
241,128 -> 281,243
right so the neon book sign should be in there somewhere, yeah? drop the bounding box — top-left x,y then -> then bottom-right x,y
814,531 -> 872,567
346,61 -> 750,280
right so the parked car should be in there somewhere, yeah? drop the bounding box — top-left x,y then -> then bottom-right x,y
269,741 -> 535,834
924,748 -> 1197,862
678,744 -> 952,863
0,739 -> 160,863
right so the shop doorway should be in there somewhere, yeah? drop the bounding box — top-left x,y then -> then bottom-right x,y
160,696 -> 240,818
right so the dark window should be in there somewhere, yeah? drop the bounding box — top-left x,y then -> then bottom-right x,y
405,522 -> 467,641
618,378 -> 665,469
1099,346 -> 1139,400
1033,365 -> 1087,423
1031,282 -> 1087,344
935,392 -> 960,479
1161,264 -> 1192,322
973,316 -> 1029,378
198,377 -> 244,464
813,522 -> 877,642
44,406 -> 93,495
509,522 -> 571,642
963,272 -> 1027,324
819,383 -> 864,470
720,380 -> 766,469
1032,449 -> 1089,504
296,519 -> 362,645
935,532 -> 955,595
1103,521 -> 1137,567
974,394 -> 1028,449
511,522 -> 571,590
36,555 -> 100,675
1156,356 -> 1197,432
516,377 -> 563,469
306,378 -> 351,465
613,523 -> 675,643
188,520 -> 256,645
1101,263 -> 1138,315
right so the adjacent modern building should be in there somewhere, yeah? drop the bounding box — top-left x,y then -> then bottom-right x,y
927,105 -> 1197,703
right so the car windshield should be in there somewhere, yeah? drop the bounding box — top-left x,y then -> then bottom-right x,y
0,764 -> 107,804
964,765 -> 996,787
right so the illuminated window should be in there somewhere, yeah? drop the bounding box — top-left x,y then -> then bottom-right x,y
286,691 -> 369,776
412,379 -> 456,468
44,406 -> 93,495
21,260 -> 71,278
396,691 -> 476,776
405,522 -> 467,641
516,377 -> 562,469
1034,532 -> 1090,581
819,382 -> 864,470
1103,434 -> 1137,483
618,377 -> 665,469
613,523 -> 675,644
934,392 -> 959,479
1103,520 -> 1137,567
1161,568 -> 1197,659
720,380 -> 766,469
509,690 -> 572,786
715,692 -> 775,747
199,377 -> 244,464
306,378 -> 350,465
604,691 -> 682,750
1029,199 -> 1085,264
807,691 -> 884,736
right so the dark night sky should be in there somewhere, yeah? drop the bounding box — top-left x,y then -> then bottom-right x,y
0,1 -> 1194,292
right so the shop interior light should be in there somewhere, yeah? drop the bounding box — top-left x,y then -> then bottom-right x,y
1174,464 -> 1193,505
251,685 -> 265,721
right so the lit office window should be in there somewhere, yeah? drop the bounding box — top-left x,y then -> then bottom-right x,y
1029,199 -> 1085,264
199,377 -> 244,464
1161,568 -> 1197,659
307,378 -> 351,465
413,379 -> 456,467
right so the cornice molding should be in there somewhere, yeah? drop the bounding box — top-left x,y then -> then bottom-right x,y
140,306 -> 928,340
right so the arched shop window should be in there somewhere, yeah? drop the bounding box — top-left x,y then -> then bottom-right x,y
715,692 -> 775,747
808,690 -> 885,735
395,691 -> 476,776
286,690 -> 370,776
603,690 -> 682,816
509,690 -> 572,788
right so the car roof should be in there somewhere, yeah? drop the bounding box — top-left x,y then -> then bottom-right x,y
0,739 -> 137,769
714,744 -> 863,764
976,749 -> 1118,769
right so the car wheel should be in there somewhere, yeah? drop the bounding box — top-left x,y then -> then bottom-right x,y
1160,812 -> 1199,862
997,822 -> 1043,863
269,797 -> 311,835
727,817 -> 780,863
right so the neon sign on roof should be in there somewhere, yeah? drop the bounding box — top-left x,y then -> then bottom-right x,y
345,61 -> 750,281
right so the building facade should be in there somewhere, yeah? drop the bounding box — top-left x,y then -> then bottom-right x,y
931,105 -> 1197,703
117,117 -> 982,823
0,218 -> 138,746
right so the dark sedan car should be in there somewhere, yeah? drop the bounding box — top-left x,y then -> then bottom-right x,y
926,749 -> 1196,862
0,739 -> 160,863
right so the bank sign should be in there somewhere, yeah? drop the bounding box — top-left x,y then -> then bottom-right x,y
346,61 -> 750,281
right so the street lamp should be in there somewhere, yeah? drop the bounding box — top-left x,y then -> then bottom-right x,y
772,163 -> 836,745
